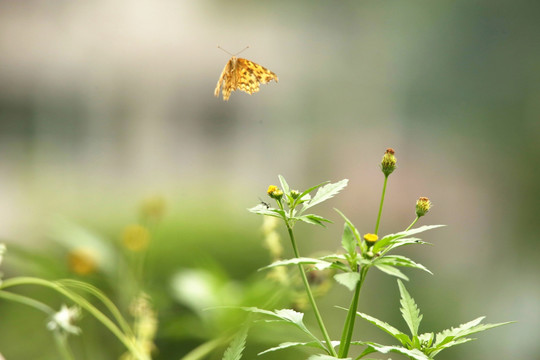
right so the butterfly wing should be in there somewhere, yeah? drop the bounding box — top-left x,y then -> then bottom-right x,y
214,57 -> 235,100
215,56 -> 278,101
236,58 -> 278,95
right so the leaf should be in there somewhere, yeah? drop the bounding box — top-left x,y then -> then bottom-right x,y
355,312 -> 410,346
222,328 -> 248,360
373,225 -> 444,253
238,307 -> 320,344
259,258 -> 334,271
258,341 -> 339,355
296,214 -> 333,227
334,272 -> 360,291
334,209 -> 362,244
434,316 -> 513,349
358,342 -> 430,360
307,355 -> 351,360
278,175 -> 290,194
398,280 -> 423,337
303,179 -> 348,210
341,223 -> 356,257
375,255 -> 432,275
384,238 -> 431,253
247,204 -> 286,219
375,264 -> 409,281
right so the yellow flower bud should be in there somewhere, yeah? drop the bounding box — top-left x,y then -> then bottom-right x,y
416,197 -> 432,217
381,148 -> 397,177
267,185 -> 283,200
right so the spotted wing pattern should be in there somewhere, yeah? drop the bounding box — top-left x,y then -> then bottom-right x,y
214,57 -> 278,101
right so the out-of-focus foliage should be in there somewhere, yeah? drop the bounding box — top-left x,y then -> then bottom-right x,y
0,0 -> 538,359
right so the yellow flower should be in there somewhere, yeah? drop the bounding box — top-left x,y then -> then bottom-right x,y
122,224 -> 150,252
267,185 -> 283,200
363,233 -> 379,245
68,248 -> 98,275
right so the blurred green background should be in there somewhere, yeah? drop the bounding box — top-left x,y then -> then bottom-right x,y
0,0 -> 538,359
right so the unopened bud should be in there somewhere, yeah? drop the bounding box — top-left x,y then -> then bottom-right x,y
415,197 -> 432,217
381,148 -> 397,177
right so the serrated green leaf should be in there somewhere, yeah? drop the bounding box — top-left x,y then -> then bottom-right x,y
259,258 -> 333,271
334,272 -> 360,291
397,280 -> 423,337
359,342 -> 430,360
258,341 -> 339,355
355,312 -> 410,346
384,238 -> 431,253
373,225 -> 444,253
303,179 -> 348,210
376,255 -> 432,275
307,355 -> 351,360
375,264 -> 409,281
434,316 -> 513,348
222,328 -> 248,360
296,214 -> 333,227
238,307 -> 323,346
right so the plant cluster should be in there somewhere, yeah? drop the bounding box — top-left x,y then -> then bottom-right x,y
221,148 -> 512,360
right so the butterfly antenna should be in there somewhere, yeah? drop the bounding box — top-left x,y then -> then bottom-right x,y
217,45 -> 250,56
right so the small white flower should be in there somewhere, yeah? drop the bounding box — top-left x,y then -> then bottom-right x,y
47,305 -> 82,335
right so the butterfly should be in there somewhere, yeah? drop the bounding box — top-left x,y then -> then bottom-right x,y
214,46 -> 278,101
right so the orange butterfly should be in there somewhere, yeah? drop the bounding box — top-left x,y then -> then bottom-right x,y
214,46 -> 278,101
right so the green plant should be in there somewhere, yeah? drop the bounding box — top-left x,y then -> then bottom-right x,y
222,148 -> 510,360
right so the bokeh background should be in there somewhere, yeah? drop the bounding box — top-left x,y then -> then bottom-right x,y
0,0 -> 538,359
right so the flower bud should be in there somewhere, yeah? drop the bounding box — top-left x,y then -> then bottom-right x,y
267,185 -> 283,200
381,148 -> 397,177
416,197 -> 432,217
290,190 -> 300,199
363,233 -> 379,246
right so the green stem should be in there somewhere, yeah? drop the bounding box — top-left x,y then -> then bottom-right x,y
337,267 -> 368,358
286,224 -> 337,357
0,277 -> 148,360
374,175 -> 389,235
0,290 -> 74,360
0,289 -> 55,315
405,216 -> 420,231
53,332 -> 76,360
